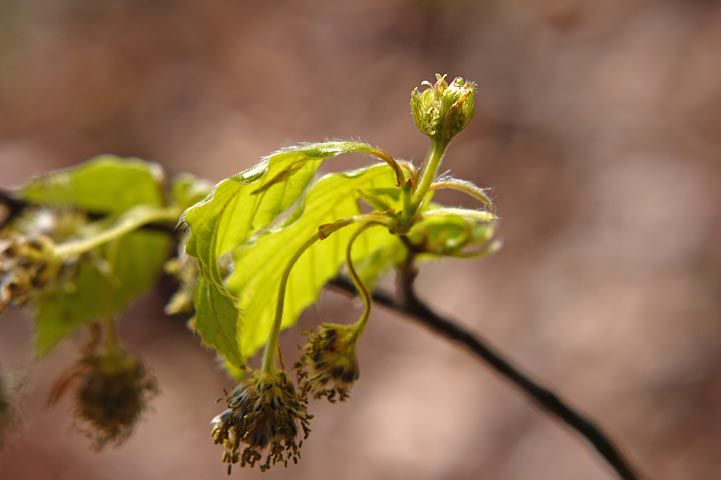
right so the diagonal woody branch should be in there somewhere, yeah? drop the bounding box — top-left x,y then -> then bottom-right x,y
328,268 -> 642,480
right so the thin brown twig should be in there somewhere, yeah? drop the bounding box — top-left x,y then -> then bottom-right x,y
328,273 -> 642,480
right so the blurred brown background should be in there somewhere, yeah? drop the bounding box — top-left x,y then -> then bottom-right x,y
1,1 -> 721,479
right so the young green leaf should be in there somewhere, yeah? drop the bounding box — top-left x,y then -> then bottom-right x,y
183,142 -> 400,368
183,141 -> 392,285
224,163 -> 405,359
20,156 -> 165,213
351,235 -> 406,287
407,209 -> 496,257
192,278 -> 245,369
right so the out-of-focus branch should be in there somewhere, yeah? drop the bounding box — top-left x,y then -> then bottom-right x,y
328,272 -> 641,480
0,188 -> 178,234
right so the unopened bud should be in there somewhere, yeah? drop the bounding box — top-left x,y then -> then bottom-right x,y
411,74 -> 476,143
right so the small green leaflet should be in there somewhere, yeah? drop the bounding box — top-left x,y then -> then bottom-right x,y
20,156 -> 165,213
183,141 -> 388,287
183,141 -> 400,368
19,157 -> 172,355
225,163 -> 403,359
407,212 -> 496,256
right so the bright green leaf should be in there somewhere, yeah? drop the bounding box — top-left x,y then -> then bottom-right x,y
225,163 -> 403,359
20,156 -> 165,213
184,141 -> 387,285
408,210 -> 496,256
192,278 -> 245,368
184,141 -> 397,368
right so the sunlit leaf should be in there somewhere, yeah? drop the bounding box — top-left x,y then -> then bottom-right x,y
184,141 -> 387,285
225,163 -> 404,359
20,156 -> 165,213
352,235 -> 406,287
408,209 -> 496,256
183,141 -> 398,367
192,278 -> 245,368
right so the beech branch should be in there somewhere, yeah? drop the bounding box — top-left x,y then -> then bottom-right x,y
328,272 -> 641,480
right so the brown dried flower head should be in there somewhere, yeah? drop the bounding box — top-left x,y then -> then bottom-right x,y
51,349 -> 158,450
295,323 -> 360,403
211,370 -> 312,473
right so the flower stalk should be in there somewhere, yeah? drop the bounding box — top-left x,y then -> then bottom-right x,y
260,234 -> 321,374
260,214 -> 392,374
345,222 -> 380,338
409,139 -> 449,214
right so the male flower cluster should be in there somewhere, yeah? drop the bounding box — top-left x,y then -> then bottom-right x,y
295,323 -> 360,403
210,322 -> 363,473
211,370 -> 312,473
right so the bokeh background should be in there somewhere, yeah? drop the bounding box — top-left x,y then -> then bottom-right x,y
2,1 -> 721,479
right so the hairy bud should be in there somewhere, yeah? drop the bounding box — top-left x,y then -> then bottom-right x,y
411,74 -> 476,143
